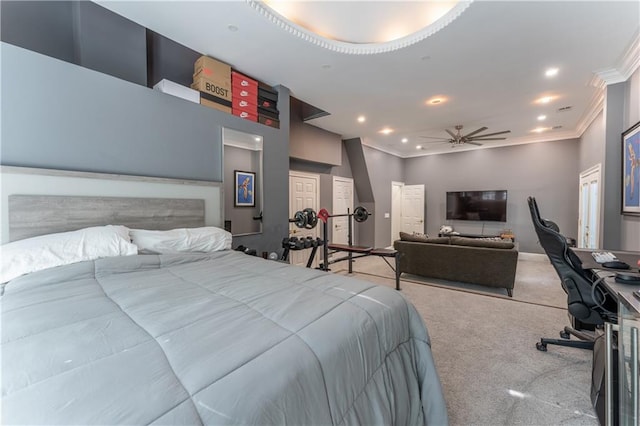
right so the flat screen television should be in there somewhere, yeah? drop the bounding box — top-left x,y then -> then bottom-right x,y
446,190 -> 508,222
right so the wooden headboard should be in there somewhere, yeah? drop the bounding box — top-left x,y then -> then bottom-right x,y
1,166 -> 223,243
8,195 -> 205,242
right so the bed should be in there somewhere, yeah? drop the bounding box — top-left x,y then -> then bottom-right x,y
0,176 -> 448,425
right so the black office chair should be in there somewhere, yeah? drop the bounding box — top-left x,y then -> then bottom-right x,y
527,196 -> 617,351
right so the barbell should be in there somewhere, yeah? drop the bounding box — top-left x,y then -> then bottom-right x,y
289,206 -> 370,229
317,206 -> 371,223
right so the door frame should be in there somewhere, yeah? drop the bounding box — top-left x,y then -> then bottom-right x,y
391,181 -> 404,246
289,171 -> 320,265
331,176 -> 354,245
578,163 -> 601,248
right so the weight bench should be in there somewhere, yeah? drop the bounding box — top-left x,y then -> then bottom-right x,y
324,243 -> 401,290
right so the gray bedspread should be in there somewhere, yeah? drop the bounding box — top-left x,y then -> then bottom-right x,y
1,251 -> 447,425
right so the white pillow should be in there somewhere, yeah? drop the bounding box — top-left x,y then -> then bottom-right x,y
0,225 -> 138,283
129,226 -> 232,254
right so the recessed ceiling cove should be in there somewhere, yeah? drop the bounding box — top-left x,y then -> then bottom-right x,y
248,0 -> 472,54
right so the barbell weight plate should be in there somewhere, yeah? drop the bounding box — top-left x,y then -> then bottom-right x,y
293,210 -> 307,228
353,206 -> 370,222
303,208 -> 318,229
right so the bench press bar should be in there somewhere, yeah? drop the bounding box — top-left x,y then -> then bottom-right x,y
320,213 -> 402,290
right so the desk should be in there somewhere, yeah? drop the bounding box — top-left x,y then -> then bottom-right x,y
572,249 -> 640,426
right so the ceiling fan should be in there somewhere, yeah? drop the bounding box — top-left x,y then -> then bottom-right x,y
420,125 -> 511,147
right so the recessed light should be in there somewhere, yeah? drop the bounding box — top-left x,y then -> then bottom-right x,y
228,25 -> 239,32
379,128 -> 393,135
537,115 -> 547,121
416,145 -> 422,150
426,96 -> 446,105
545,68 -> 559,77
357,115 -> 366,123
401,138 -> 408,143
531,127 -> 550,133
535,96 -> 555,104
254,137 -> 261,141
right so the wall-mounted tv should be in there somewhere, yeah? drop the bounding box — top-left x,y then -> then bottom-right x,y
446,190 -> 508,222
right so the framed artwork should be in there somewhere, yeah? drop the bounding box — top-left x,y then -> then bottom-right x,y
622,121 -> 640,215
234,170 -> 255,207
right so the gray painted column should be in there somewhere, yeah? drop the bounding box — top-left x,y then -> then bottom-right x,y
602,82 -> 625,250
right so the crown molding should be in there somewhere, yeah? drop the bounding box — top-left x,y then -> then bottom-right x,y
575,91 -> 605,137
246,0 -> 473,55
591,30 -> 640,86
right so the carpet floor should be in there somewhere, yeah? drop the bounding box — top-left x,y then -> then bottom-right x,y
333,255 -> 600,426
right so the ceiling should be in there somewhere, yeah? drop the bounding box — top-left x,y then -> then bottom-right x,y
96,1 -> 640,158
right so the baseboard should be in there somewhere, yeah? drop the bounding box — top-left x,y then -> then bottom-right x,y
518,252 -> 549,262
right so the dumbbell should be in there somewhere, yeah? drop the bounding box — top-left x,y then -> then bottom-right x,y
288,237 -> 306,250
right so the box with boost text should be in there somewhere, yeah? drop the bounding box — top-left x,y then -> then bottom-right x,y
192,74 -> 232,101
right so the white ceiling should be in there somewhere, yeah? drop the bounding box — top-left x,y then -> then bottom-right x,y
96,0 -> 640,158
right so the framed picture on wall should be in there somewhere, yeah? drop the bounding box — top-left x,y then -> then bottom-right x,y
235,170 -> 256,207
622,121 -> 640,215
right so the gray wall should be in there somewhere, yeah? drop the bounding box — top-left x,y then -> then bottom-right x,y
579,110 -> 605,173
1,1 -> 146,86
2,42 -> 222,181
363,145 -> 404,248
1,43 -> 291,255
621,68 -> 640,251
403,140 -> 580,253
289,98 -> 342,166
578,68 -> 640,252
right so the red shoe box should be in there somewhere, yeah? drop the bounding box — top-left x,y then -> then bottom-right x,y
232,109 -> 257,121
232,71 -> 258,92
232,97 -> 257,115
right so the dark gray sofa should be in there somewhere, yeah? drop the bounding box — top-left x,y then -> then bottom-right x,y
393,233 -> 518,296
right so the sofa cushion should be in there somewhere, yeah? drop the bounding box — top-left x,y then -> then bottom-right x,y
450,236 -> 515,249
399,232 -> 450,244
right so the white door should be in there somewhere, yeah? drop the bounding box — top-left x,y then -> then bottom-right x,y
332,176 -> 354,245
401,184 -> 425,234
289,171 -> 320,266
391,181 -> 404,245
578,164 -> 601,249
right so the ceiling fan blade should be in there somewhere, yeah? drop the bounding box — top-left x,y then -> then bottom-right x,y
422,140 -> 453,144
445,129 -> 457,138
419,136 -> 451,140
469,130 -> 511,138
462,127 -> 488,138
467,137 -> 507,141
465,141 -> 483,146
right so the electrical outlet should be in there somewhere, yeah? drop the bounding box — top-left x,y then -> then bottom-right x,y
384,213 -> 390,218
